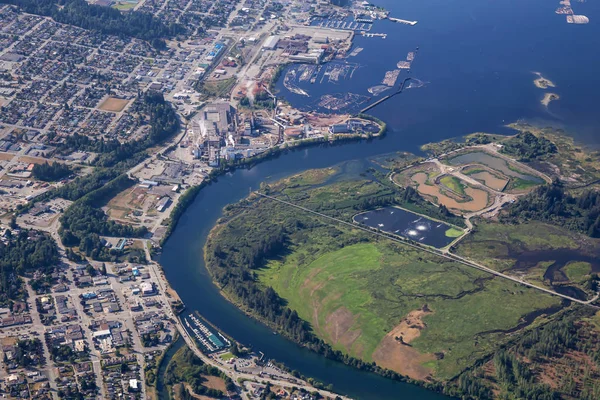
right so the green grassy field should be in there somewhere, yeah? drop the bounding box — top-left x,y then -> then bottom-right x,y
113,1 -> 137,10
445,227 -> 464,238
208,168 -> 570,381
257,224 -> 560,379
219,352 -> 235,361
507,176 -> 540,191
563,261 -> 592,283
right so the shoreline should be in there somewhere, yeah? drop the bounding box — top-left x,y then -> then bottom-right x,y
160,117 -> 387,246
541,92 -> 560,107
200,221 -> 445,395
532,71 -> 556,89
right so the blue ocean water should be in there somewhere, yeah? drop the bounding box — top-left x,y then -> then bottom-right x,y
276,0 -> 600,146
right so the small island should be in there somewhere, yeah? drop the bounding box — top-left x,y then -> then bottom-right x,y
533,71 -> 556,89
541,92 -> 560,107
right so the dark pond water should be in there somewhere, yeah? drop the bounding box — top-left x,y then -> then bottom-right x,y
512,248 -> 600,301
353,206 -> 460,248
447,152 -> 543,183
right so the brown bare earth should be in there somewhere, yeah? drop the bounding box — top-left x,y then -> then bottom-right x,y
99,97 -> 129,112
412,173 -> 489,212
19,156 -> 52,165
201,375 -> 227,392
324,307 -> 362,351
0,152 -> 14,161
372,308 -> 435,380
469,171 -> 508,191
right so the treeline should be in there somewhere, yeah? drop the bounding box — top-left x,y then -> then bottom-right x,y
59,175 -> 147,259
452,309 -> 600,399
1,0 -> 184,46
502,180 -> 600,237
60,203 -> 147,248
205,201 -> 444,392
495,312 -> 600,399
0,230 -> 59,304
492,350 -> 559,399
14,339 -> 43,367
500,131 -> 557,161
164,347 -> 235,398
32,162 -> 71,182
59,91 -> 180,169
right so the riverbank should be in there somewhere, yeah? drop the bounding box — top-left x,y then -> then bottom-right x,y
160,120 -> 386,246
202,166 -> 569,387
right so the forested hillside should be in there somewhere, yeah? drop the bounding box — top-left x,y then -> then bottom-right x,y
502,181 -> 600,237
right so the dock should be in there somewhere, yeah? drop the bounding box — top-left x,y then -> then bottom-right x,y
360,77 -> 412,113
360,32 -> 387,39
388,17 -> 418,26
185,313 -> 230,353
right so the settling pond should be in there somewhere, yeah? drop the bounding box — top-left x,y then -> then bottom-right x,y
447,151 -> 543,183
353,206 -> 462,248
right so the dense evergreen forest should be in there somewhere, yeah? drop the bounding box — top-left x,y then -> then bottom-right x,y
0,230 -> 59,305
500,131 -> 557,161
455,309 -> 600,399
31,161 -> 71,182
502,181 -> 600,237
1,0 -> 184,45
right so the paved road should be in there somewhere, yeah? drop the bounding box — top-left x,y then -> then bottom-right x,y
142,244 -> 349,399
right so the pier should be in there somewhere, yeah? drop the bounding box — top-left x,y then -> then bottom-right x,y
360,31 -> 387,39
388,17 -> 418,26
360,78 -> 412,113
185,313 -> 230,353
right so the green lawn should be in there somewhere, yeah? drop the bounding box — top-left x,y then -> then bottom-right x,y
445,227 -> 464,238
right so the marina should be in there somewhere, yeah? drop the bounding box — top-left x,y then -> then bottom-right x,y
184,312 -> 230,353
317,19 -> 373,31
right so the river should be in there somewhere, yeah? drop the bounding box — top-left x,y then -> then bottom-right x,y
159,0 -> 600,398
